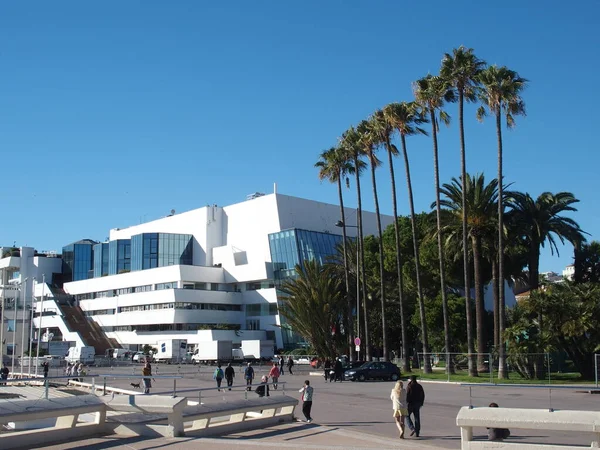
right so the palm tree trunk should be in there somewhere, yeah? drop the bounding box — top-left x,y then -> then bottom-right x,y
496,109 -> 508,379
492,259 -> 499,349
430,109 -> 453,374
354,156 -> 370,362
368,155 -> 388,361
337,177 -> 353,361
472,235 -> 486,372
458,90 -> 477,377
385,138 -> 409,372
400,134 -> 431,373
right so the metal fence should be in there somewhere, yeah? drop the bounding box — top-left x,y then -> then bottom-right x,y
594,353 -> 600,387
411,352 -> 553,383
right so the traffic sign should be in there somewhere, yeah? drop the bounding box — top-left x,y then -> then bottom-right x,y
354,337 -> 361,346
355,345 -> 360,352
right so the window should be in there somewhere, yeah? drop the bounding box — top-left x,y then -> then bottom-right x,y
7,320 -> 16,332
246,304 -> 262,316
116,287 -> 133,295
268,303 -> 278,316
246,319 -> 260,330
133,285 -> 152,293
6,344 -> 15,355
156,282 -> 177,290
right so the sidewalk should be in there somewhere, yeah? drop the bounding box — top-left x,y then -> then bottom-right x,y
38,421 -> 441,450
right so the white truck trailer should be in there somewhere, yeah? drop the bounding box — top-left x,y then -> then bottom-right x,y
154,339 -> 188,364
192,340 -> 233,364
66,346 -> 95,364
240,340 -> 275,362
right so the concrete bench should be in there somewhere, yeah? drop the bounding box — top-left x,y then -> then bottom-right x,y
68,379 -> 139,396
102,394 -> 188,438
0,395 -> 106,450
456,406 -> 600,449
102,394 -> 298,438
181,395 -> 298,437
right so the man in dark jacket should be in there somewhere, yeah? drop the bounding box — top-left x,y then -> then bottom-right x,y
406,375 -> 425,437
225,363 -> 235,391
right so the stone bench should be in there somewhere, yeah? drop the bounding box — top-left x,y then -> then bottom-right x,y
456,406 -> 600,449
181,395 -> 298,437
102,394 -> 298,438
0,395 -> 106,450
102,394 -> 188,438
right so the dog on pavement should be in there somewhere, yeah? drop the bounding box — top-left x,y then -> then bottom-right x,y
130,382 -> 141,389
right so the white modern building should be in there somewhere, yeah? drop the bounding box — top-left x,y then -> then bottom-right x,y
35,192 -> 391,352
0,247 -> 64,364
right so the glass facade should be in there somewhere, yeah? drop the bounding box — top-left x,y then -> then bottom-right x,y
269,229 -> 344,281
109,239 -> 131,274
131,233 -> 193,272
62,241 -> 95,282
93,243 -> 109,278
269,228 -> 344,349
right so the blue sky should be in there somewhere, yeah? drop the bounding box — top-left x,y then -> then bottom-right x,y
1,1 -> 598,273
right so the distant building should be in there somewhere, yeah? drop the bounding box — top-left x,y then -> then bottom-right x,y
563,264 -> 575,281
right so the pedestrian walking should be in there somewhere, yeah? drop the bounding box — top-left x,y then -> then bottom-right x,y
323,359 -> 331,382
213,364 -> 224,391
142,362 -> 153,394
244,362 -> 255,391
225,362 -> 235,390
287,356 -> 294,375
269,362 -> 280,390
279,355 -> 285,375
42,361 -> 49,379
406,375 -> 425,438
298,380 -> 314,423
255,375 -> 270,397
334,358 -> 343,382
391,380 -> 408,438
1,364 -> 9,381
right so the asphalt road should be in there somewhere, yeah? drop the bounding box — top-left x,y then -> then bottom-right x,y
87,363 -> 600,449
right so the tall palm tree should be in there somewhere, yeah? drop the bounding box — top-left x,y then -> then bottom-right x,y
476,65 -> 527,379
315,146 -> 356,359
357,118 -> 388,361
413,75 -> 455,374
369,108 -> 408,370
440,46 -> 486,376
508,192 -> 585,291
438,174 -> 499,372
382,102 -> 431,372
339,127 -> 370,361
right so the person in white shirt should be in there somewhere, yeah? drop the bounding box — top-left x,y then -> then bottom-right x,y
390,380 -> 408,438
298,380 -> 314,423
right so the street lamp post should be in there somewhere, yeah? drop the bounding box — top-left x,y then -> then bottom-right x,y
335,213 -> 361,361
35,274 -> 45,376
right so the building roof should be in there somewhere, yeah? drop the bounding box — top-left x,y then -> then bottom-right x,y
63,239 -> 99,247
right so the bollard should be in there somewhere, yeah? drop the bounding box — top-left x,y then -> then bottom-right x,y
103,377 -> 107,396
468,386 -> 473,409
44,378 -> 49,399
172,379 -> 177,398
92,377 -> 96,394
198,390 -> 202,405
244,389 -> 248,400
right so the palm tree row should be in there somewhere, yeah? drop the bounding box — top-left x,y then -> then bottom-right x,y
315,46 -> 583,377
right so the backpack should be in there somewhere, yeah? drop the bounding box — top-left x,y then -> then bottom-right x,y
214,368 -> 224,379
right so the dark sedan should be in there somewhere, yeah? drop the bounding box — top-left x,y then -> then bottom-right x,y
344,361 -> 401,382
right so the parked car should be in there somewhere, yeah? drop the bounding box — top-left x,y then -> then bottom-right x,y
132,352 -> 153,363
341,360 -> 366,370
344,361 -> 401,382
296,357 -> 311,365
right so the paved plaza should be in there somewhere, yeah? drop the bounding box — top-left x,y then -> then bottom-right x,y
21,363 -> 600,449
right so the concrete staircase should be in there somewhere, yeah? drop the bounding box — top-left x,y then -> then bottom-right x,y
58,303 -> 117,355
